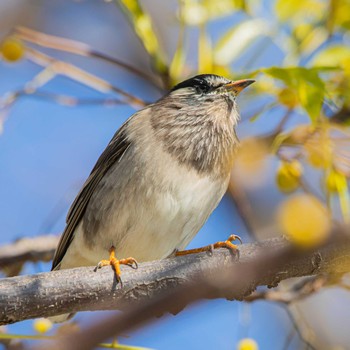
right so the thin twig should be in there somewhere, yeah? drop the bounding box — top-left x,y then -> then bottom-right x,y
0,234 -> 59,276
15,90 -> 126,107
14,26 -> 163,91
24,46 -> 148,107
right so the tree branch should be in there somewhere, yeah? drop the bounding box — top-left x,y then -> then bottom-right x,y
1,234 -> 350,328
0,235 -> 58,276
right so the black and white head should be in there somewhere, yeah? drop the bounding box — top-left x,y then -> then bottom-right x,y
151,74 -> 255,176
171,74 -> 254,98
163,74 -> 254,125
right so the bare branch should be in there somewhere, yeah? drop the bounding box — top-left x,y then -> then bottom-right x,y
1,233 -> 350,329
244,275 -> 328,303
0,235 -> 58,276
14,26 -> 163,90
30,230 -> 350,350
24,46 -> 148,107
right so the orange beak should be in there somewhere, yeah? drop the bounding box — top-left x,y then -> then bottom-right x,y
224,79 -> 255,94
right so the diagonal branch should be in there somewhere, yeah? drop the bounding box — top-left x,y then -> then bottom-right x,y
0,235 -> 58,276
33,230 -> 350,350
24,46 -> 148,107
14,26 -> 163,90
1,233 -> 350,329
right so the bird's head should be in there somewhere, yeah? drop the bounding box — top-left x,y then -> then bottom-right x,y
171,74 -> 254,98
151,74 -> 255,177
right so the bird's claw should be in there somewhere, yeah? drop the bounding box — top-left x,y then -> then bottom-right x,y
175,234 -> 242,257
95,246 -> 138,286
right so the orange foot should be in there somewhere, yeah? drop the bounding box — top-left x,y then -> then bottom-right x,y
175,234 -> 242,257
96,246 -> 138,286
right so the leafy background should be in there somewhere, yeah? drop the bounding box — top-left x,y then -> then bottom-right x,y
1,0 -> 350,349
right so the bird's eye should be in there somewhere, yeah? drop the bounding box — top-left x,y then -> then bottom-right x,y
194,81 -> 211,94
170,74 -> 222,94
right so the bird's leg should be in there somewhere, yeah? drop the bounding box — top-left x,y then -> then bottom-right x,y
97,246 -> 138,285
175,234 -> 242,257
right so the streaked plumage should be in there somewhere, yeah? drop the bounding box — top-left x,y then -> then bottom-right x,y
50,75 -> 253,321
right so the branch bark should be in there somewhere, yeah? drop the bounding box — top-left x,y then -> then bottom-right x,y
1,234 -> 350,327
0,235 -> 58,276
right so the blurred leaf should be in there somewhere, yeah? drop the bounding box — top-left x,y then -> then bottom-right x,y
198,25 -> 213,73
169,44 -> 186,82
181,0 -> 207,25
214,19 -> 270,65
327,0 -> 350,33
277,194 -> 331,248
169,18 -> 186,82
0,37 -> 25,62
203,0 -> 247,16
263,67 -> 326,121
117,0 -> 167,74
276,160 -> 303,193
181,0 -> 247,25
211,64 -> 231,77
237,338 -> 259,350
298,27 -> 328,57
278,88 -> 298,108
305,127 -> 332,169
275,0 -> 325,22
326,169 -> 348,193
325,169 -> 350,222
33,318 -> 52,334
312,45 -> 350,67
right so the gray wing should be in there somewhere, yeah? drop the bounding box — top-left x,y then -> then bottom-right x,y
51,122 -> 131,270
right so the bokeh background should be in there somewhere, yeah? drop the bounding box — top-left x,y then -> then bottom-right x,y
1,0 -> 350,349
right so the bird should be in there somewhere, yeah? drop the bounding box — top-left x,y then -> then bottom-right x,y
50,74 -> 254,322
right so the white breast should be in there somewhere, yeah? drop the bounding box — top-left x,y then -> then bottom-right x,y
59,112 -> 229,269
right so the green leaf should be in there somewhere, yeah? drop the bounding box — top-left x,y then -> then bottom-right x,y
214,19 -> 270,65
263,67 -> 326,121
262,67 -> 294,86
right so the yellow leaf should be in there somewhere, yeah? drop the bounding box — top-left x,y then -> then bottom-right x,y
327,0 -> 350,33
237,338 -> 259,350
277,194 -> 331,248
325,169 -> 347,193
169,19 -> 186,82
298,27 -> 328,57
275,0 -> 325,22
117,0 -> 167,74
1,37 -> 24,62
278,87 -> 298,108
181,1 -> 208,26
214,19 -> 269,65
33,318 -> 53,334
276,160 -> 303,193
312,45 -> 350,67
325,169 -> 350,222
198,26 -> 213,73
305,127 -> 332,169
